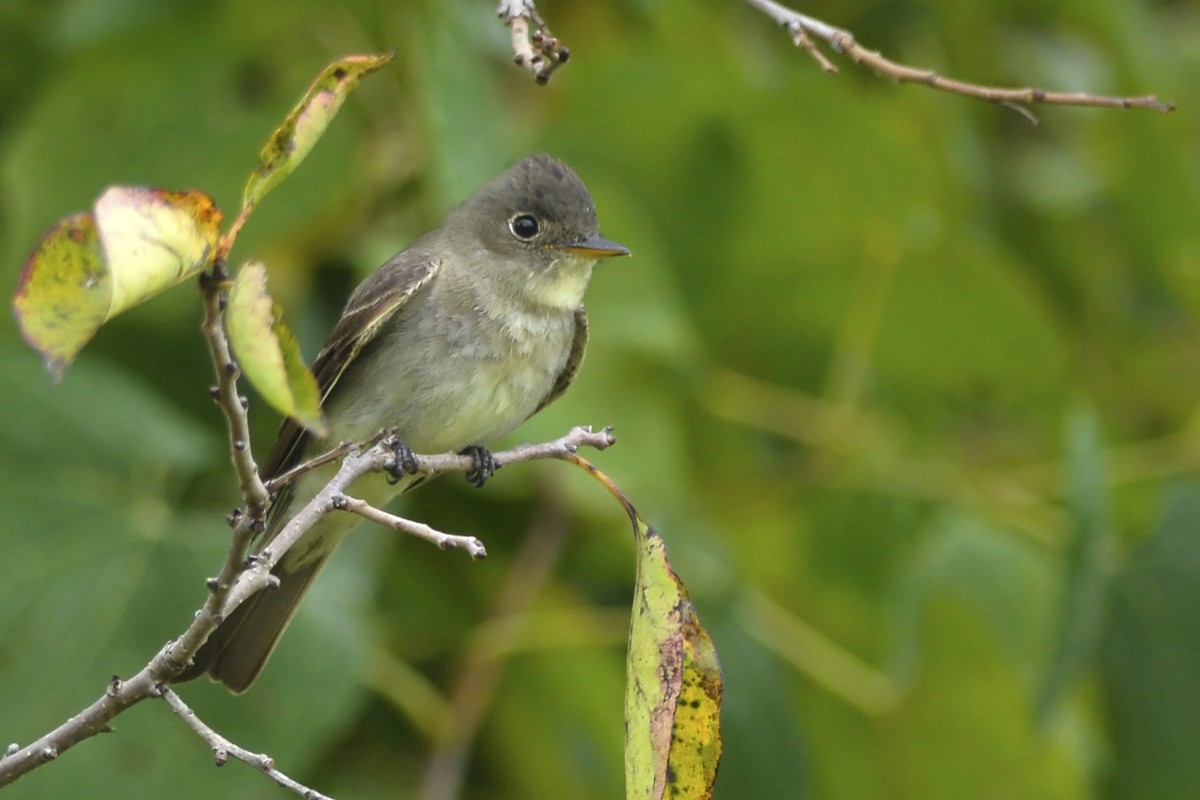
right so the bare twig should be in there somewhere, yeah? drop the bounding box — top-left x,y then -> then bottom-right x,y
334,494 -> 489,559
159,686 -> 335,800
186,269 -> 273,665
497,0 -> 570,85
196,268 -> 272,606
264,439 -> 358,495
743,0 -> 1176,116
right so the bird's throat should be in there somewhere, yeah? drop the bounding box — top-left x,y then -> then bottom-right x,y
524,255 -> 596,311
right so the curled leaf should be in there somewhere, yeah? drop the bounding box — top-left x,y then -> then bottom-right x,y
226,262 -> 326,435
95,187 -> 223,316
626,515 -> 723,800
242,53 -> 393,214
13,188 -> 222,380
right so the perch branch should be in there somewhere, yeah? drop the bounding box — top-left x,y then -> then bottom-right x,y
0,426 -> 615,789
497,0 -> 570,85
205,424 -> 617,624
159,687 -> 334,800
743,0 -> 1175,116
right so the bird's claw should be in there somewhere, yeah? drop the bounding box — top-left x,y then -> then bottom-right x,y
460,445 -> 499,488
386,441 -> 420,485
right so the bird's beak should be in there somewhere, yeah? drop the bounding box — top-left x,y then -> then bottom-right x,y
563,234 -> 630,259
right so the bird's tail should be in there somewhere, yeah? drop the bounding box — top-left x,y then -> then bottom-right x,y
174,555 -> 328,693
175,465 -> 421,692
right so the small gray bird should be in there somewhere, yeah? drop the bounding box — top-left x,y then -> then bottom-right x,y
182,154 -> 628,692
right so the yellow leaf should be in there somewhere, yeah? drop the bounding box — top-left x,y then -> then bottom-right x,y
12,213 -> 107,380
12,188 -> 222,380
626,514 -> 723,800
242,53 -> 393,214
226,262 -> 326,435
95,187 -> 222,317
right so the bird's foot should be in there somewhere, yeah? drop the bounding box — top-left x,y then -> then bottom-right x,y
386,441 -> 420,485
460,445 -> 499,488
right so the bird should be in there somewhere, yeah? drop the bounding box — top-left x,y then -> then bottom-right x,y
179,154 -> 628,692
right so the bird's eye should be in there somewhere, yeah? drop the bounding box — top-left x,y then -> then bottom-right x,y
509,213 -> 541,240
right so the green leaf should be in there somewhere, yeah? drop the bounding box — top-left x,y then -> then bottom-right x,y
12,188 -> 222,380
1099,484 -> 1200,800
626,514 -> 723,800
890,512 -> 1057,686
225,261 -> 325,434
241,53 -> 392,215
1037,403 -> 1115,718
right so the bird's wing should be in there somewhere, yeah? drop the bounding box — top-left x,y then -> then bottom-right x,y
262,253 -> 442,481
533,306 -> 588,416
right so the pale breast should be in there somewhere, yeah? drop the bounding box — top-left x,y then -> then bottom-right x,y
324,288 -> 576,455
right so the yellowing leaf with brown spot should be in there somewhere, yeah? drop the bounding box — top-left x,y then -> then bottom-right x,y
626,513 -> 723,800
226,261 -> 326,435
13,188 -> 222,380
242,53 -> 393,214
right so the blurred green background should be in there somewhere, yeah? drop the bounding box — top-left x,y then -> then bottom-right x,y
2,0 -> 1199,798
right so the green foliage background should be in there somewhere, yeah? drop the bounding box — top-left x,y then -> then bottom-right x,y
2,0 -> 1199,798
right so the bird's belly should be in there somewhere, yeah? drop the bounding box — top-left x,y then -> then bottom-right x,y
326,322 -> 569,456
409,355 -> 554,452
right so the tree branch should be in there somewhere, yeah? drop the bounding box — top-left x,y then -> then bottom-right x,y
334,494 -> 489,559
497,0 -> 569,85
0,425 -> 615,790
159,686 -> 335,800
743,0 -> 1176,116
197,269 -> 271,620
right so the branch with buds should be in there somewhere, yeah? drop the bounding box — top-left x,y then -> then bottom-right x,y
742,0 -> 1174,118
498,0 -> 570,85
496,0 -> 1174,116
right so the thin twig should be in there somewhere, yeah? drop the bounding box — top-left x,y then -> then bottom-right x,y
197,270 -> 270,608
743,0 -> 1175,116
334,494 -> 489,559
497,0 -> 570,85
159,686 -> 335,800
199,272 -> 268,514
788,22 -> 836,73
265,428 -> 398,496
264,439 -> 357,496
